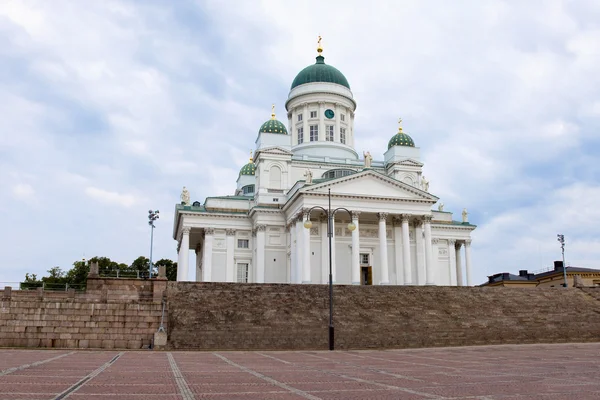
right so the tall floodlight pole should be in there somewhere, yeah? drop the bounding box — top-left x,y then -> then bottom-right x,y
304,188 -> 355,350
148,210 -> 160,278
557,234 -> 567,287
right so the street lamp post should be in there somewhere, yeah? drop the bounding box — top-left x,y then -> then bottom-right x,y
557,234 -> 567,287
148,210 -> 160,279
303,188 -> 355,350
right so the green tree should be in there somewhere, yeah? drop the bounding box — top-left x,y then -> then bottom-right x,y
65,260 -> 90,287
130,256 -> 150,277
155,258 -> 178,281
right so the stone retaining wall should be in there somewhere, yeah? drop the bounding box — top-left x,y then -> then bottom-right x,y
0,278 -> 167,349
167,282 -> 600,350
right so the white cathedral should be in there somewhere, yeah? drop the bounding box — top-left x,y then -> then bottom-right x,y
173,42 -> 476,286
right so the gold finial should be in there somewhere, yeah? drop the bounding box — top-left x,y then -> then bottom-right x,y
317,35 -> 323,55
249,150 -> 253,163
271,103 -> 276,120
398,117 -> 403,133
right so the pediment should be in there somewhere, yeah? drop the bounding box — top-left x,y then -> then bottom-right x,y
256,146 -> 293,157
302,170 -> 437,202
391,158 -> 423,167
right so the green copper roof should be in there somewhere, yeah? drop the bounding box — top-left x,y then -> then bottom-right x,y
291,55 -> 350,90
259,118 -> 288,135
239,162 -> 255,176
388,132 -> 415,149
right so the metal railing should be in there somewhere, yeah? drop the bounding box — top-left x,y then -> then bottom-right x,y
0,282 -> 86,291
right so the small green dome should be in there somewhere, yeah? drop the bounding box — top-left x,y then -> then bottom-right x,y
388,126 -> 415,149
259,118 -> 288,135
239,160 -> 255,176
291,55 -> 350,90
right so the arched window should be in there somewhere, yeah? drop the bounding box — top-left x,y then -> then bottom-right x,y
270,166 -> 282,189
322,169 -> 356,179
403,176 -> 414,186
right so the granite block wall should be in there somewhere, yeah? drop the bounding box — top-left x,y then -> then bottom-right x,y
167,282 -> 600,350
0,278 -> 167,349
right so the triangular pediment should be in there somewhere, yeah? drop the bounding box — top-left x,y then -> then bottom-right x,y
256,146 -> 292,156
302,170 -> 437,202
388,158 -> 423,167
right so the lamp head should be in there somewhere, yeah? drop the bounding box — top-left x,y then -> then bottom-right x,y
347,222 -> 356,231
303,219 -> 313,229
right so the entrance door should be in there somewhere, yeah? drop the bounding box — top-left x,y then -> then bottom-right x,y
360,253 -> 372,285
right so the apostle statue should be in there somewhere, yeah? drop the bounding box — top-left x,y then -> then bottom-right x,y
363,151 -> 373,168
438,202 -> 444,212
181,186 -> 190,205
421,175 -> 429,192
462,208 -> 469,223
304,169 -> 313,184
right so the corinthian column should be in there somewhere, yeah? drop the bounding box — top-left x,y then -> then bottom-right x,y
423,215 -> 434,285
448,239 -> 457,286
401,214 -> 412,285
302,210 -> 311,283
320,215 -> 328,284
202,228 -> 214,282
378,213 -> 389,284
255,225 -> 266,283
177,227 -> 191,282
225,229 -> 235,283
455,242 -> 463,286
465,239 -> 473,286
290,218 -> 297,283
351,211 -> 361,285
393,217 -> 403,285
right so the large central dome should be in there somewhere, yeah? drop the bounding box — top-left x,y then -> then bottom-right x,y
290,55 -> 350,90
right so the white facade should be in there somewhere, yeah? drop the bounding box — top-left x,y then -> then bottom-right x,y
173,48 -> 476,286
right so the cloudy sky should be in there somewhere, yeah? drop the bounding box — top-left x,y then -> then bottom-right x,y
1,0 -> 599,286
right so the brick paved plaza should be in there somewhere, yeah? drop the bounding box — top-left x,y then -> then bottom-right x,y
0,343 -> 599,399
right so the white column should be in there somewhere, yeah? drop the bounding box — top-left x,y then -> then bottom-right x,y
176,243 -> 182,281
448,239 -> 458,286
290,220 -> 297,283
302,211 -> 311,283
318,101 -> 325,141
415,221 -> 425,285
393,217 -> 403,285
465,239 -> 473,286
255,224 -> 266,283
202,228 -> 213,282
320,216 -> 328,284
334,102 -> 340,142
401,214 -> 412,285
302,103 -> 309,143
195,244 -> 202,282
178,227 -> 190,281
455,242 -> 464,286
295,214 -> 303,284
331,218 -> 337,283
378,213 -> 389,285
351,211 -> 361,285
423,215 -> 434,285
225,229 -> 235,283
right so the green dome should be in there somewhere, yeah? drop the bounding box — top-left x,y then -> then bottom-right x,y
259,118 -> 288,135
388,129 -> 415,149
239,161 -> 255,176
291,55 -> 350,90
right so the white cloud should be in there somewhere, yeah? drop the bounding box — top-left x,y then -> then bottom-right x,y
85,187 -> 136,208
12,183 -> 35,199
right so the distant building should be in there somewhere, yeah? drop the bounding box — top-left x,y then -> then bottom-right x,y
483,261 -> 600,287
